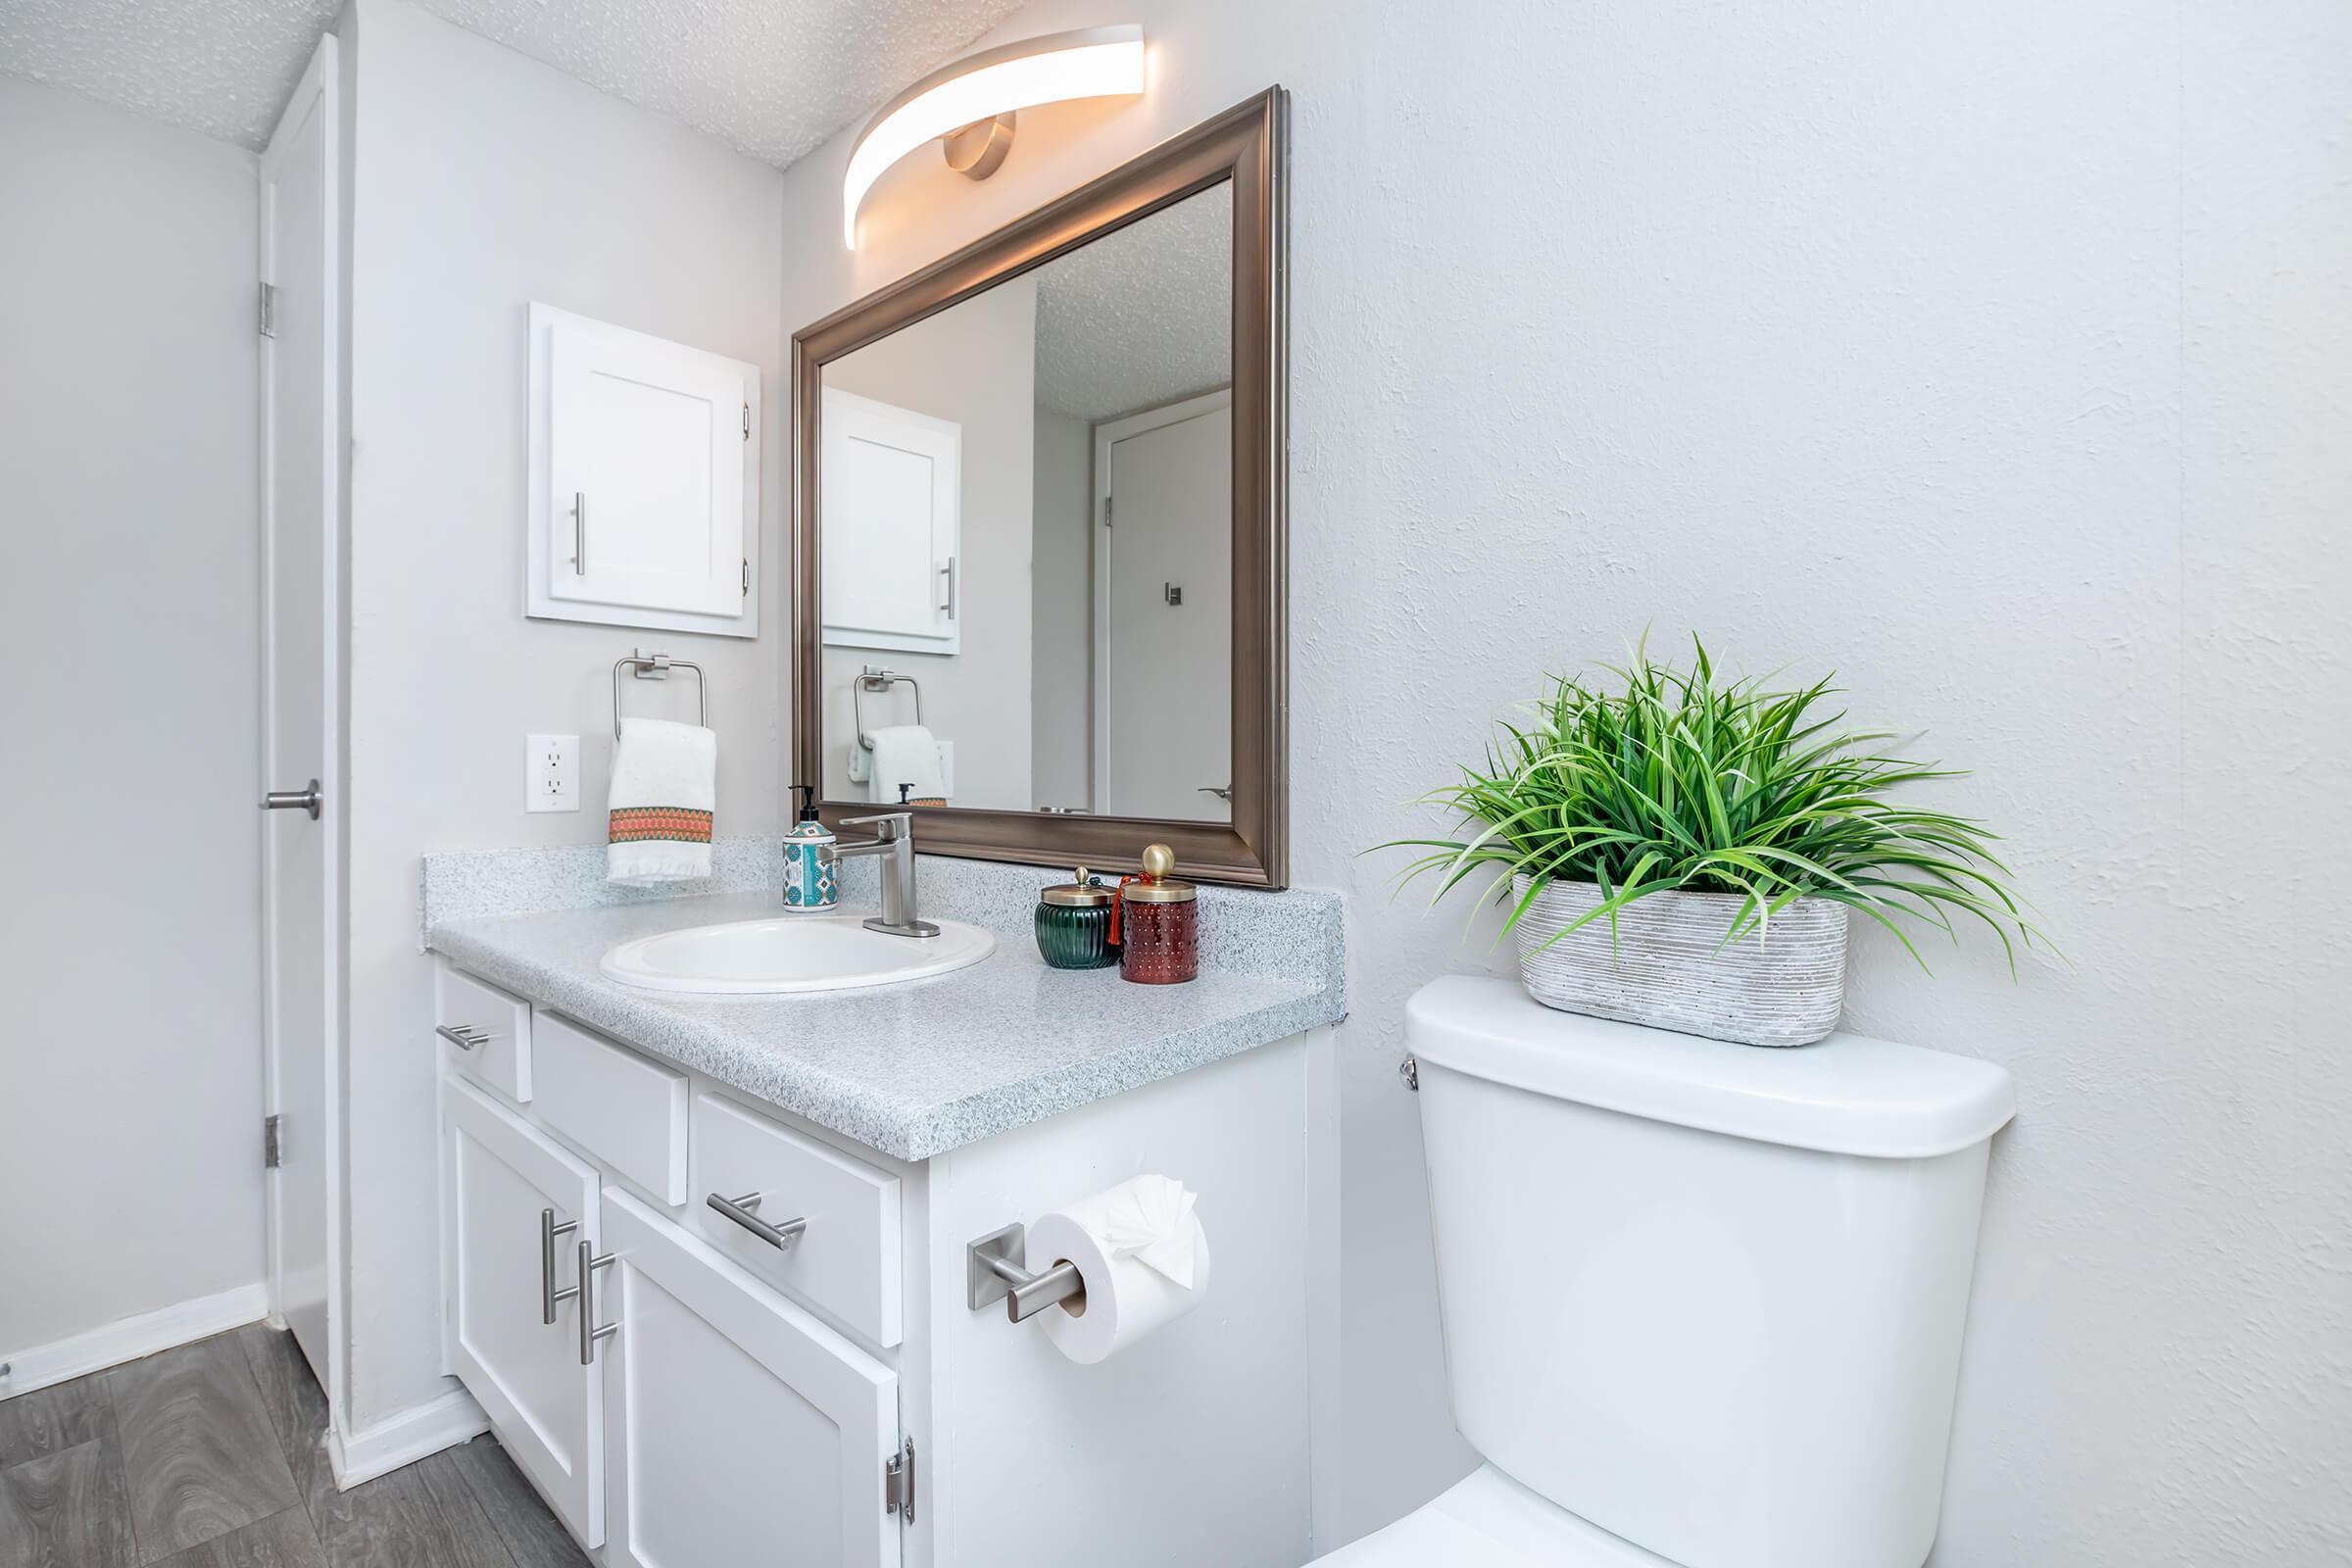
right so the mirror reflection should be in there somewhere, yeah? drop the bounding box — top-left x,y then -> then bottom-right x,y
819,182 -> 1234,820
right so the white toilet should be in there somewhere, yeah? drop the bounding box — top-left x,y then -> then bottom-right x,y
1321,975 -> 2017,1568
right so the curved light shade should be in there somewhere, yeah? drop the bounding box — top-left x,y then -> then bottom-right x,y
842,24 -> 1146,248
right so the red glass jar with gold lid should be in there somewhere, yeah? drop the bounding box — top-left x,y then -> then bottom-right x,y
1115,843 -> 1199,984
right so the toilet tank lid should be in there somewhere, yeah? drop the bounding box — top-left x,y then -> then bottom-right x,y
1405,976 -> 2017,1159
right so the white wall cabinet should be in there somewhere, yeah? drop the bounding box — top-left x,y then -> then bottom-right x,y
821,388 -> 960,656
528,303 -> 760,637
434,956 -> 1316,1567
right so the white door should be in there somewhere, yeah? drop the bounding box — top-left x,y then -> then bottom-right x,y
532,304 -> 759,628
1096,392 -> 1232,820
821,388 -> 961,655
601,1189 -> 901,1568
259,34 -> 340,1388
444,1077 -> 607,1548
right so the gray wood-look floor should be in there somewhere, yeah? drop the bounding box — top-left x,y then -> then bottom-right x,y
0,1328 -> 588,1568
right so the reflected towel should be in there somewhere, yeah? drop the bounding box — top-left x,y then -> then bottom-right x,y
608,717 -> 715,884
867,724 -> 946,806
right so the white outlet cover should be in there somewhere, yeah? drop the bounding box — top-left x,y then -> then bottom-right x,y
527,733 -> 580,812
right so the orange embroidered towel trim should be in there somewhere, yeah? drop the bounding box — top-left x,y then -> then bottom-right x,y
610,807 -> 713,843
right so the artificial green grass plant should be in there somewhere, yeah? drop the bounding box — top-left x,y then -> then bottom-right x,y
1379,640 -> 2049,971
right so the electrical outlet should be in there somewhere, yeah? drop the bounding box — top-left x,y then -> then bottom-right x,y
527,734 -> 579,812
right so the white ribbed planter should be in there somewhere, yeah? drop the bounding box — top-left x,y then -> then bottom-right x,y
1511,876 -> 1849,1047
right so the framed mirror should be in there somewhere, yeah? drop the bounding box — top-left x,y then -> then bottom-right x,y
793,90 -> 1288,886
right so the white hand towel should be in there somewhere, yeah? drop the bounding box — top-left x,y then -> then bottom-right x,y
608,717 -> 716,884
866,724 -> 947,805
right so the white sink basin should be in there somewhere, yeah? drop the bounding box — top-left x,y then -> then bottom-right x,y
599,913 -> 995,995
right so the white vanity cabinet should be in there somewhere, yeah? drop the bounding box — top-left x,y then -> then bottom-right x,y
442,1074 -> 606,1545
600,1190 -> 901,1568
433,956 -> 1318,1568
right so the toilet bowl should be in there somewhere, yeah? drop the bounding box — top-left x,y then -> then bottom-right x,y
1309,976 -> 2016,1568
1317,1464 -> 1675,1566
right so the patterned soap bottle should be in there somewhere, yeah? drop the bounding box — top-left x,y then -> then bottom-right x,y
781,785 -> 838,912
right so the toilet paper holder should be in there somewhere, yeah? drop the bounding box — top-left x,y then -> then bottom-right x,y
967,1223 -> 1087,1323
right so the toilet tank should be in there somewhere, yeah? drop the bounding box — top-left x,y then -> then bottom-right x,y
1406,976 -> 2016,1568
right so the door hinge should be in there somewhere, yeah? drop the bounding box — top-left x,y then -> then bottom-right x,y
742,401 -> 752,441
264,1113 -> 284,1169
1102,494 -> 1113,528
259,282 -> 278,339
884,1437 -> 915,1524
741,558 -> 750,596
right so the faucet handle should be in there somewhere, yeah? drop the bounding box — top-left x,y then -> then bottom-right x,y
839,810 -> 912,839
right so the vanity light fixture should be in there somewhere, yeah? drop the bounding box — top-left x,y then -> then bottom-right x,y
841,24 -> 1146,248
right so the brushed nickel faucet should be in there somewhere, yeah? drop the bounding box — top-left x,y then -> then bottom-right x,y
821,811 -> 939,938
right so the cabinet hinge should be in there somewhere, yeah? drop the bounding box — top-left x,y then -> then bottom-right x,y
264,1113 -> 284,1169
742,401 -> 752,441
884,1437 -> 915,1524
259,282 -> 278,339
741,557 -> 750,596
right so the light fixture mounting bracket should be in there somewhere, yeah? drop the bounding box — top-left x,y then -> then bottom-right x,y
942,113 -> 1016,180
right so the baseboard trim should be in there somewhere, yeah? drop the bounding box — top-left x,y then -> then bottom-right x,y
327,1386 -> 489,1490
0,1283 -> 272,1398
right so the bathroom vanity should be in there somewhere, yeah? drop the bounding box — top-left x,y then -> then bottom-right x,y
423,845 -> 1342,1567
420,85 -> 1319,1567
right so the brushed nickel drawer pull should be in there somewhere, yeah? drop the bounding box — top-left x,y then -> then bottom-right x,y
577,1239 -> 616,1364
540,1207 -> 579,1324
707,1191 -> 808,1252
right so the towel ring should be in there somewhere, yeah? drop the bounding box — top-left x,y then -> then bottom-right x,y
612,650 -> 708,740
853,665 -> 923,752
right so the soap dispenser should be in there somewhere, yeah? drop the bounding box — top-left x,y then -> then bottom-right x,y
781,785 -> 837,911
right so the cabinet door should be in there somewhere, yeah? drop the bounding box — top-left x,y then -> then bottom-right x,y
821,388 -> 960,655
600,1188 -> 901,1568
541,306 -> 756,622
444,1075 -> 606,1547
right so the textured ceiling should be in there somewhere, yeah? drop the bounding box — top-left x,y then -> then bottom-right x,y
0,0 -> 1028,163
1034,183 -> 1230,420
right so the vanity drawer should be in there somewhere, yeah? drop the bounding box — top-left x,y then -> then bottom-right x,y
434,964 -> 533,1102
689,1092 -> 903,1348
533,1014 -> 689,1204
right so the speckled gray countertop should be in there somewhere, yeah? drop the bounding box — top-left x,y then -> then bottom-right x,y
422,844 -> 1345,1160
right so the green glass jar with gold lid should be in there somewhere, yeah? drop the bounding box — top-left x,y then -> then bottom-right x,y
1034,866 -> 1120,969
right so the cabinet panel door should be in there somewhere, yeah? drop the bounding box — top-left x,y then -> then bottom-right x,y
601,1189 -> 900,1568
548,315 -> 752,619
821,388 -> 960,655
444,1075 -> 606,1547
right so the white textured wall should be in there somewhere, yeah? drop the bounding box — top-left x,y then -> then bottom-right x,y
0,80 -> 266,1357
776,1 -> 2352,1558
819,277 -> 1036,808
339,0 -> 785,1426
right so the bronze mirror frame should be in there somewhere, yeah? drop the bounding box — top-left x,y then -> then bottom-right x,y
792,88 -> 1289,887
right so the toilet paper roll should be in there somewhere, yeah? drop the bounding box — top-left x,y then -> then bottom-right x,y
1027,1175 -> 1213,1365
